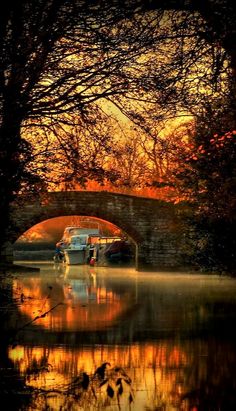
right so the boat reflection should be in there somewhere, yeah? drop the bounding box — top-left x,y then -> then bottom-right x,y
12,265 -> 134,332
6,265 -> 236,410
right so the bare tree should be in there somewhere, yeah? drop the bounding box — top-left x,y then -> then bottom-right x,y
0,0 -> 165,260
106,133 -> 150,191
0,0 -> 235,263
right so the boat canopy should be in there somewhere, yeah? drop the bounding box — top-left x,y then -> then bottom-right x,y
69,234 -> 89,246
62,226 -> 100,240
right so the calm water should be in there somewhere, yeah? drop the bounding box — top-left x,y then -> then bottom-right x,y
1,262 -> 236,410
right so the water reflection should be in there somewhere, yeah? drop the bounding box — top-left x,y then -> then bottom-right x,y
8,340 -> 236,410
2,263 -> 236,410
12,265 -> 133,332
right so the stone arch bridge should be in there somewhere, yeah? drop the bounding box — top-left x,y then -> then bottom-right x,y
8,191 -> 191,270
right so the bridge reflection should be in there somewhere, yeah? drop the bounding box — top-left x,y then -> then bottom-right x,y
12,265 -> 135,333
4,265 -> 236,410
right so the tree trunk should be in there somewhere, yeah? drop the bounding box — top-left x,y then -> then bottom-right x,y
0,113 -> 23,264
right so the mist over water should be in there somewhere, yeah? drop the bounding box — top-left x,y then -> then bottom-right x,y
2,262 -> 236,410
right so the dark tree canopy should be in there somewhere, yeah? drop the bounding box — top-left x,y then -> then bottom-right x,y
0,0 -> 235,271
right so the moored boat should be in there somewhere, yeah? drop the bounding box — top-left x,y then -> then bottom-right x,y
54,225 -> 100,264
89,236 -> 132,266
54,225 -> 133,266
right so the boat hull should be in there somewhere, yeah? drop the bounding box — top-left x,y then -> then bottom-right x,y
64,249 -> 86,265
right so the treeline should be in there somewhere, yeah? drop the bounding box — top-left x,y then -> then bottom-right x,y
14,242 -> 55,251
1,1 -> 235,273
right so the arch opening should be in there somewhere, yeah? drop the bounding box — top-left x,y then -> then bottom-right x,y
14,215 -> 137,267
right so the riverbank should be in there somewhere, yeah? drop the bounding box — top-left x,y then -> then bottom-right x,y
13,241 -> 55,262
14,250 -> 54,261
0,263 -> 40,272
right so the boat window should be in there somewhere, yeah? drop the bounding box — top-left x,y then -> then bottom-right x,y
78,236 -> 88,245
70,235 -> 88,245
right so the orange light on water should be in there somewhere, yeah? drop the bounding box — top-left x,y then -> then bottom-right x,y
8,342 -> 189,410
13,277 -> 131,331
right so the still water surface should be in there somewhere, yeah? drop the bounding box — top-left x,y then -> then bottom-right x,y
2,262 -> 236,410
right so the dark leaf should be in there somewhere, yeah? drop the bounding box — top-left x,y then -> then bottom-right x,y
81,372 -> 90,390
118,382 -> 123,396
107,384 -> 114,398
129,393 -> 133,403
95,362 -> 110,379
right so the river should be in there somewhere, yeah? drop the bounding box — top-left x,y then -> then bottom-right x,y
1,262 -> 236,410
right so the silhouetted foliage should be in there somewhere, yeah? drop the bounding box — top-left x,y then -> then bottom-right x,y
1,0 -> 236,274
174,126 -> 236,273
23,361 -> 134,409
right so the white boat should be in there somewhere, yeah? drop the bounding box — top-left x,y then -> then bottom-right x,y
64,234 -> 91,265
62,226 -> 100,241
55,225 -> 132,266
54,225 -> 100,264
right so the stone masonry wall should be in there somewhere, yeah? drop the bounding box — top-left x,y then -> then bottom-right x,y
9,191 -> 192,270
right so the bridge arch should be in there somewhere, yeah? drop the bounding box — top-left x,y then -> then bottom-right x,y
9,191 -> 189,270
13,203 -> 142,247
